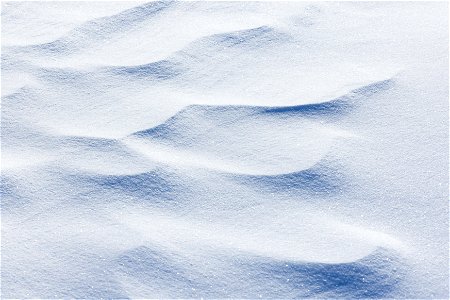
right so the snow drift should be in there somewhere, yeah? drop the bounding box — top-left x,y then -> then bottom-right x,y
1,1 -> 448,298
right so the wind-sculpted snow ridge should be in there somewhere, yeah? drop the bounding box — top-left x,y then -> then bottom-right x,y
101,246 -> 405,298
12,1 -> 174,54
125,80 -> 391,175
1,1 -> 448,298
4,1 -> 283,67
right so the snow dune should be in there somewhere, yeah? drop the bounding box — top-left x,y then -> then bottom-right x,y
1,1 -> 448,298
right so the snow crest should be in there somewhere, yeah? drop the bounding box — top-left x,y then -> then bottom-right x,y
1,1 -> 448,298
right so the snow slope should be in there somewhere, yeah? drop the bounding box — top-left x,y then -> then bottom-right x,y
1,1 -> 448,298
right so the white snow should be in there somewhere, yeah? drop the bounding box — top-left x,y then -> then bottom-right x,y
1,1 -> 448,298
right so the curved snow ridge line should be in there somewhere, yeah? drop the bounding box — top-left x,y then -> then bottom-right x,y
122,102 -> 343,176
106,60 -> 182,80
100,23 -> 288,78
262,78 -> 395,115
4,57 -> 179,87
8,4 -> 283,61
131,104 -> 262,139
0,80 -> 391,176
238,248 -> 406,298
115,246 -> 406,298
9,1 -> 174,54
116,80 -> 396,175
61,170 -> 178,206
0,132 -> 156,175
2,85 -> 40,102
59,159 -> 340,200
131,78 -> 394,140
43,135 -> 161,175
173,25 -> 291,58
211,25 -> 285,47
121,133 -> 345,176
229,162 -> 347,196
116,208 -> 409,265
64,25 -> 287,77
98,25 -> 289,73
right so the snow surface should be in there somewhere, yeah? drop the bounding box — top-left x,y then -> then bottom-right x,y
1,1 -> 449,298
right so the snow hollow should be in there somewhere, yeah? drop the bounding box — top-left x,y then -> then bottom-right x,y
1,1 -> 449,298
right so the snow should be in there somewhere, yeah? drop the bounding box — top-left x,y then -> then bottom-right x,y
1,1 -> 448,298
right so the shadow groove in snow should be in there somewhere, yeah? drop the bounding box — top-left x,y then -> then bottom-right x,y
245,248 -> 406,298
0,176 -> 32,210
113,246 -> 405,298
231,164 -> 345,196
80,171 -> 176,198
130,78 -> 394,140
262,79 -> 394,116
212,25 -> 290,48
173,25 -> 291,64
108,60 -> 181,79
132,105 -> 256,140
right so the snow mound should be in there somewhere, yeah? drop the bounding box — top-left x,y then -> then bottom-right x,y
1,1 -> 448,298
